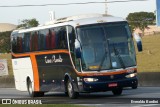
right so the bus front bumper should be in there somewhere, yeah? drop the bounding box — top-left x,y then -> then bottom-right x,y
78,77 -> 138,92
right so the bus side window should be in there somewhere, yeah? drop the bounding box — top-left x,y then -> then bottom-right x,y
17,34 -> 23,53
24,33 -> 31,52
68,26 -> 81,72
56,27 -> 68,49
68,27 -> 75,52
45,28 -> 56,50
30,31 -> 38,51
12,34 -> 18,53
39,30 -> 47,51
51,29 -> 56,49
34,31 -> 38,51
46,29 -> 51,50
30,32 -> 33,51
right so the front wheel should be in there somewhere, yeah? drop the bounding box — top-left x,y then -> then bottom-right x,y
112,88 -> 123,95
132,85 -> 138,89
67,79 -> 79,99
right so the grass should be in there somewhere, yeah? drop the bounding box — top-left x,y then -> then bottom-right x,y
136,34 -> 160,72
0,34 -> 160,74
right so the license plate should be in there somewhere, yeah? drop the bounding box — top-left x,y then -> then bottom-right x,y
108,83 -> 118,87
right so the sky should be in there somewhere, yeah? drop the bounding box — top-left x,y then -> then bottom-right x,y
0,0 -> 156,25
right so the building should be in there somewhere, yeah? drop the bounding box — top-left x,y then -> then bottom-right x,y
0,23 -> 17,32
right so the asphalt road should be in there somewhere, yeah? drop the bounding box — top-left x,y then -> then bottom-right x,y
0,87 -> 160,107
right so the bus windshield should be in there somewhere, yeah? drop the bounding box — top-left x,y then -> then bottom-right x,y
77,22 -> 136,71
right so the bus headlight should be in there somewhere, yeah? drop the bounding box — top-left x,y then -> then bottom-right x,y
126,73 -> 137,78
83,78 -> 98,82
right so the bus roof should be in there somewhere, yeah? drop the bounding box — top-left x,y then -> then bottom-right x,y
12,14 -> 126,34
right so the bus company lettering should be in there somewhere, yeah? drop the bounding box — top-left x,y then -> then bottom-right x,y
44,55 -> 63,63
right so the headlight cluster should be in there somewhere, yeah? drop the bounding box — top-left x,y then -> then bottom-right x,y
83,78 -> 98,82
125,73 -> 137,78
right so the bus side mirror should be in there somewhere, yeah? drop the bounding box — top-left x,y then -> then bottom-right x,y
75,39 -> 81,58
133,33 -> 142,52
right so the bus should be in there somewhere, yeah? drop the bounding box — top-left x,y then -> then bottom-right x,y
11,14 -> 142,99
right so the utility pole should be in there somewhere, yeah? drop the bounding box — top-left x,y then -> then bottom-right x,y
105,0 -> 107,14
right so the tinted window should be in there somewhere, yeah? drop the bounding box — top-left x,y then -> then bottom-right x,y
55,27 -> 67,49
17,34 -> 23,53
30,31 -> 38,51
24,32 -> 31,52
12,34 -> 18,53
12,26 -> 68,53
68,26 -> 81,72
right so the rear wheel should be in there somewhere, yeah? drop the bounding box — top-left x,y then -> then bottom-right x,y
64,92 -> 68,96
36,92 -> 44,97
67,79 -> 79,99
27,79 -> 44,97
112,88 -> 122,95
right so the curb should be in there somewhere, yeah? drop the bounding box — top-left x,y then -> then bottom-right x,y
138,72 -> 160,87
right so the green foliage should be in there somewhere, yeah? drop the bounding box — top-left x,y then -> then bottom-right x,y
0,31 -> 11,53
126,12 -> 155,35
17,18 -> 39,28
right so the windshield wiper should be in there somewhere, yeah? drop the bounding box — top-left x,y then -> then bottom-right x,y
98,51 -> 108,72
112,44 -> 126,69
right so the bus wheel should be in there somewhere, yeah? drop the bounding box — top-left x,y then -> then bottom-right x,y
27,79 -> 44,97
36,92 -> 44,97
132,85 -> 138,89
67,79 -> 79,99
64,92 -> 68,96
112,88 -> 122,95
27,79 -> 34,97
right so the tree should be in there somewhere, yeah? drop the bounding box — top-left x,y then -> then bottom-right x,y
17,18 -> 39,28
0,31 -> 11,53
126,12 -> 155,36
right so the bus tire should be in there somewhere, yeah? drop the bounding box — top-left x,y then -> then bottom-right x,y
132,85 -> 138,89
112,88 -> 122,95
36,92 -> 44,97
27,79 -> 44,97
67,79 -> 79,99
64,92 -> 68,96
27,79 -> 34,97
132,81 -> 138,89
